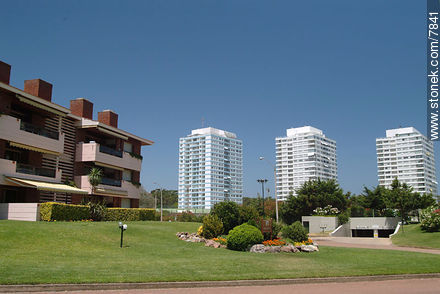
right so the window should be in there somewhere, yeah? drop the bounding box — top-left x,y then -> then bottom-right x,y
123,142 -> 133,153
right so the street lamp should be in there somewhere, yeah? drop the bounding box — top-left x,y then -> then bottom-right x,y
257,179 -> 267,216
153,182 -> 163,222
259,156 -> 279,223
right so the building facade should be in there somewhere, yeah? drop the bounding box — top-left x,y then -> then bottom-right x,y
275,126 -> 337,201
0,60 -> 153,208
376,127 -> 437,194
178,127 -> 243,210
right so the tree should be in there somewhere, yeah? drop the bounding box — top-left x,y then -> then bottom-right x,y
387,178 -> 419,232
211,201 -> 240,234
88,167 -> 103,194
150,189 -> 178,208
280,179 -> 349,224
362,185 -> 387,217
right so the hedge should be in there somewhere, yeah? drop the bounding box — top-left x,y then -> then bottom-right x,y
106,208 -> 156,221
40,202 -> 89,221
40,203 -> 156,221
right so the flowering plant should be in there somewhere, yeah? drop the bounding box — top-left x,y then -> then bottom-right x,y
262,238 -> 286,246
197,225 -> 203,236
294,238 -> 314,246
421,205 -> 440,232
313,205 -> 339,216
213,236 -> 227,245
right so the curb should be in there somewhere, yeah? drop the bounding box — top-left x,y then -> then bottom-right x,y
1,273 -> 439,293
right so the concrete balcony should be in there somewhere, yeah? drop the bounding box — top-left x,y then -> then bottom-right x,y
0,114 -> 65,155
122,180 -> 141,199
0,158 -> 62,185
74,176 -> 141,200
75,142 -> 142,171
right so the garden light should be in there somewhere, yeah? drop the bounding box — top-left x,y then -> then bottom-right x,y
118,222 -> 127,248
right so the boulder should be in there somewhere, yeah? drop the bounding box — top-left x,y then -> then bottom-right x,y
300,245 -> 318,252
281,244 -> 299,253
265,246 -> 281,253
205,240 -> 221,248
250,244 -> 266,253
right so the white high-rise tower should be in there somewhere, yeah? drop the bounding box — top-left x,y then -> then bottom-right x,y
376,127 -> 437,194
275,126 -> 337,201
178,127 -> 243,210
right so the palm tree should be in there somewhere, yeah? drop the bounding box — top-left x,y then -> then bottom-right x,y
88,167 -> 103,194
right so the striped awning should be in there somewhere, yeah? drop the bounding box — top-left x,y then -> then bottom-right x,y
9,141 -> 60,155
5,177 -> 89,195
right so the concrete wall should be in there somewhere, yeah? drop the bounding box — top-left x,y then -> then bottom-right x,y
349,217 -> 399,230
302,216 -> 338,233
0,203 -> 40,221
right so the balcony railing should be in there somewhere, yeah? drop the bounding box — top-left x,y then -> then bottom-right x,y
99,145 -> 123,158
101,177 -> 122,187
16,163 -> 56,178
20,121 -> 59,140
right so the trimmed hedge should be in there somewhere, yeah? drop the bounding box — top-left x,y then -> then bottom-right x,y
106,208 -> 156,221
40,203 -> 156,221
40,202 -> 89,221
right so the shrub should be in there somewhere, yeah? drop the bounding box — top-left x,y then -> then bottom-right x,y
211,201 -> 240,234
337,210 -> 350,225
176,211 -> 204,223
40,202 -> 89,221
420,205 -> 440,232
281,221 -> 308,242
106,208 -> 156,221
88,201 -> 107,221
201,214 -> 223,239
238,205 -> 259,225
227,223 -> 264,251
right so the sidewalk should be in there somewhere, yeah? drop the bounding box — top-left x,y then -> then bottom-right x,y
313,236 -> 440,255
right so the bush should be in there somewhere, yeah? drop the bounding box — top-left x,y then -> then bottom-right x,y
420,205 -> 440,232
88,201 -> 107,221
211,201 -> 240,234
238,205 -> 259,225
106,208 -> 156,221
337,211 -> 350,225
201,214 -> 223,239
40,202 -> 89,221
281,221 -> 308,242
227,224 -> 264,251
176,212 -> 204,223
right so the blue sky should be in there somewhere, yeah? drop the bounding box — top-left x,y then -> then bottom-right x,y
0,1 -> 433,197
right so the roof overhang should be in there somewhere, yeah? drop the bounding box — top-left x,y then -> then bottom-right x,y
0,82 -> 69,116
74,117 -> 154,146
94,187 -> 128,197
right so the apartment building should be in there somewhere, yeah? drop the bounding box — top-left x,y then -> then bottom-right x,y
275,126 -> 337,201
376,127 -> 437,194
0,60 -> 153,208
178,127 -> 243,210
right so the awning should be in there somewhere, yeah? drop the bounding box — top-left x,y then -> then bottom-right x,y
95,187 -> 128,197
17,94 -> 67,116
9,141 -> 60,155
5,177 -> 89,195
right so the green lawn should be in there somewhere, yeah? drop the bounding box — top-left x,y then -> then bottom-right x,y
391,224 -> 440,249
0,220 -> 439,285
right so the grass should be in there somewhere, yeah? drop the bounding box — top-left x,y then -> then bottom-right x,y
391,224 -> 440,249
0,220 -> 439,285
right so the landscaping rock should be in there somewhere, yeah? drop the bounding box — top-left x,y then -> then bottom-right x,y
265,246 -> 281,253
281,244 -> 299,253
176,232 -> 206,243
300,245 -> 318,252
205,239 -> 222,248
250,244 -> 266,253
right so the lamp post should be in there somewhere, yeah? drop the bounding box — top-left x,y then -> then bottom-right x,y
153,182 -> 163,222
118,222 -> 127,248
257,179 -> 267,216
259,156 -> 279,223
